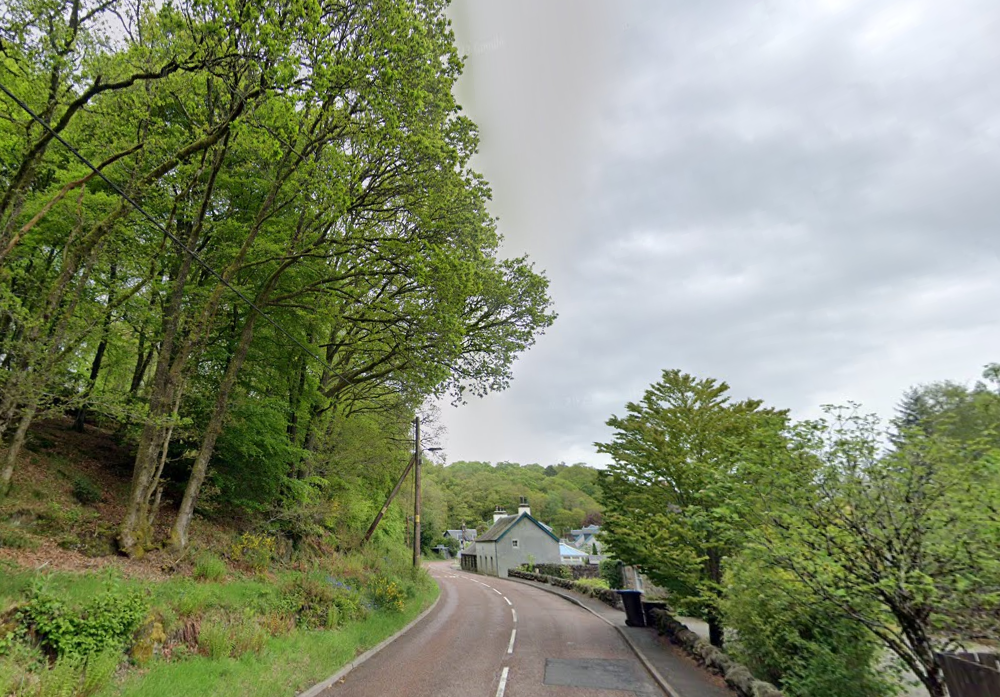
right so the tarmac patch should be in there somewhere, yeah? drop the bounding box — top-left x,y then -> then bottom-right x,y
543,658 -> 657,694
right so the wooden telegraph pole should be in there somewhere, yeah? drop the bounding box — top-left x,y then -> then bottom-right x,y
412,415 -> 421,567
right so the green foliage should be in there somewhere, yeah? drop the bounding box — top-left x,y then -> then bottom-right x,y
229,533 -> 275,573
599,559 -> 623,590
192,554 -> 227,582
573,577 -> 610,590
279,574 -> 366,629
81,649 -> 121,696
198,621 -> 232,661
367,576 -> 406,613
423,460 -> 602,534
0,525 -> 38,550
70,476 -> 102,506
722,548 -> 892,697
596,369 -> 789,645
534,564 -> 572,579
19,581 -> 148,658
752,405 -> 1000,697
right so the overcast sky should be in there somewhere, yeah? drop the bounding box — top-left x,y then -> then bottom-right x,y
436,0 -> 1000,467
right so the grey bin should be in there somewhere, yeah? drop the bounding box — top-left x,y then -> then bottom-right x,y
616,590 -> 646,627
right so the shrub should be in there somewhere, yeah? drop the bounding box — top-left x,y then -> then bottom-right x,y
722,551 -> 892,697
192,554 -> 227,582
19,583 -> 148,658
368,576 -> 406,613
71,476 -> 102,505
280,574 -> 366,629
230,532 -> 276,572
599,558 -> 622,589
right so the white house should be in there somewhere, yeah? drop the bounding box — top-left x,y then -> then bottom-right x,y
473,498 -> 560,578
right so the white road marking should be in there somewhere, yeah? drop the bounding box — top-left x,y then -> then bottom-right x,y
492,588 -> 503,595
495,667 -> 510,697
511,608 -> 517,623
507,629 -> 517,654
504,597 -> 512,606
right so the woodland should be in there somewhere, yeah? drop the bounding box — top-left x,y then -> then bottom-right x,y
0,0 -> 555,556
598,368 -> 1000,697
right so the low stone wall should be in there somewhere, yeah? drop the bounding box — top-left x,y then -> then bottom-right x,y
507,569 -> 621,610
648,609 -> 784,697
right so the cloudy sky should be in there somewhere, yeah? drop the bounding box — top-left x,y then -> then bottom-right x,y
437,0 -> 1000,466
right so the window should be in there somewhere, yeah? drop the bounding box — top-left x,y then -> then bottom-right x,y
511,539 -> 519,548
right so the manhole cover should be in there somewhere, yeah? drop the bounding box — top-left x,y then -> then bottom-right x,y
544,658 -> 655,693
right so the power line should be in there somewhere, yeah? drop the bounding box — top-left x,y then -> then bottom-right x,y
0,80 -> 353,386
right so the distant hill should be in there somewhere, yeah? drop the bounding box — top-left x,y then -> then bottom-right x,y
420,461 -> 603,541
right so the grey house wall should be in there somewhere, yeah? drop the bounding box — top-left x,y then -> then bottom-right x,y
478,517 -> 559,578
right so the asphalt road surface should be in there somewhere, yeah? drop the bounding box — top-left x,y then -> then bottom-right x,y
319,561 -> 663,697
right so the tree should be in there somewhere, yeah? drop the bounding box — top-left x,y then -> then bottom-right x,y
0,0 -> 555,563
595,369 -> 788,647
753,406 -> 1000,697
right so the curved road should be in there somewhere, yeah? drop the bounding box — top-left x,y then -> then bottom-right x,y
319,561 -> 662,697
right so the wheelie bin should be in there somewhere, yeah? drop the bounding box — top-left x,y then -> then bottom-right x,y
616,589 -> 645,627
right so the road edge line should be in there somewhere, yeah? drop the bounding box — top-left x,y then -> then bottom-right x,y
297,583 -> 443,697
503,577 -> 683,697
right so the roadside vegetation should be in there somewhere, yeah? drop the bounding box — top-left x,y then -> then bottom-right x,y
0,423 -> 437,696
0,0 -> 552,694
597,366 -> 1000,697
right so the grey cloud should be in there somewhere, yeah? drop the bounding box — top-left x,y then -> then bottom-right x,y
439,0 -> 1000,467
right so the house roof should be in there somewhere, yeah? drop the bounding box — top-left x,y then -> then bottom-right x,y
460,541 -> 477,556
478,513 -> 560,544
559,543 -> 587,557
571,525 -> 601,537
444,529 -> 477,541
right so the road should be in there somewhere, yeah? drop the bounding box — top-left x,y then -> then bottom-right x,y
319,561 -> 663,697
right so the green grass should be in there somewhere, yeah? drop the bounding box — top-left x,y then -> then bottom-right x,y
574,577 -> 610,590
192,553 -> 228,582
98,583 -> 439,697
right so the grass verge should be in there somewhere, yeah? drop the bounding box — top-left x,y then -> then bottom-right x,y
98,583 -> 439,697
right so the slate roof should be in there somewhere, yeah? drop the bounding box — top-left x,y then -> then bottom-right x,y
477,515 -> 519,541
444,529 -> 477,542
478,513 -> 560,543
460,541 -> 477,556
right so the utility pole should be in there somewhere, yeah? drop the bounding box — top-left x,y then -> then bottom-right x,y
412,415 -> 421,567
362,454 -> 415,545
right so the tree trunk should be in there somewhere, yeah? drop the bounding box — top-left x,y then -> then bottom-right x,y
0,404 -> 36,497
119,241 -> 197,556
168,312 -> 259,553
74,264 -> 117,432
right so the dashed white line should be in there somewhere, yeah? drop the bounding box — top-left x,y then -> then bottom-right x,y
495,666 -> 510,697
503,597 -> 512,606
492,588 -> 503,596
507,629 -> 517,654
511,608 -> 517,623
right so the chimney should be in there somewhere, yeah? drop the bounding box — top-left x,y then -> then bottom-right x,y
518,496 -> 531,517
493,505 -> 507,524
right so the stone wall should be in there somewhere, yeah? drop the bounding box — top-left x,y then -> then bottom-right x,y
647,609 -> 784,697
507,569 -> 621,610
